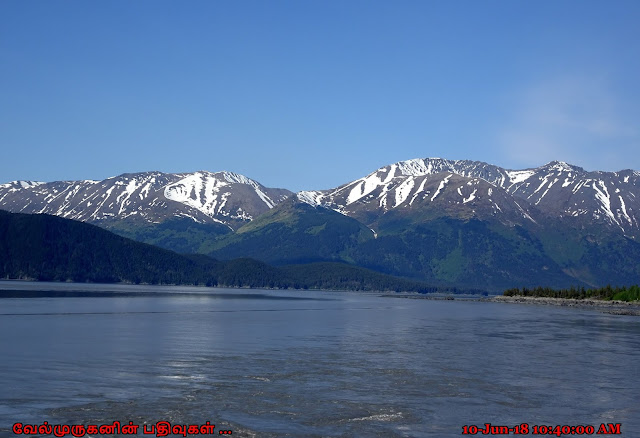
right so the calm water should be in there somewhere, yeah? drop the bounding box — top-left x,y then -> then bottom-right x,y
0,281 -> 638,437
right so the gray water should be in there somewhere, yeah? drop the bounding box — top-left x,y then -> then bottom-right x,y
0,281 -> 638,437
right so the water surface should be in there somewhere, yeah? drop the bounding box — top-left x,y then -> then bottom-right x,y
1,281 -> 638,437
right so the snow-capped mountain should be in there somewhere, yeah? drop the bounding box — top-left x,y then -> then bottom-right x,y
1,158 -> 638,237
0,171 -> 292,229
2,158 -> 639,290
298,167 -> 537,228
498,161 -> 640,234
298,158 -> 640,237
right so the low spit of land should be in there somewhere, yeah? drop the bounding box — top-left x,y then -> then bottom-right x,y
491,286 -> 640,316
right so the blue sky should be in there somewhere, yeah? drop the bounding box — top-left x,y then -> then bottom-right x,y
2,1 -> 639,191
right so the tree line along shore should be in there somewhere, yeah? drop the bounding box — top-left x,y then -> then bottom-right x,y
503,285 -> 640,302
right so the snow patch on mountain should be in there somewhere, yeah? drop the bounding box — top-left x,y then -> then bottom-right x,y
297,191 -> 324,206
409,178 -> 429,206
505,170 -> 535,185
0,180 -> 46,190
431,175 -> 452,202
592,181 -> 617,226
394,177 -> 415,207
463,188 -> 478,204
163,171 -> 281,218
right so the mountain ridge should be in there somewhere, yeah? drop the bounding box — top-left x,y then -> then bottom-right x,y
298,158 -> 640,238
3,158 -> 638,236
0,170 -> 292,230
2,157 -> 639,291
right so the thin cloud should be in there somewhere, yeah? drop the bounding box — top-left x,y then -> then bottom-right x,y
498,76 -> 638,171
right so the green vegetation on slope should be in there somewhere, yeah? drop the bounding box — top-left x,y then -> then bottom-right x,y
349,216 -> 581,292
104,217 -> 232,254
536,220 -> 640,287
200,202 -> 583,291
206,199 -> 374,264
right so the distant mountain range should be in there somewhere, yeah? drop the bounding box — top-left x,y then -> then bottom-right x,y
2,158 -> 639,291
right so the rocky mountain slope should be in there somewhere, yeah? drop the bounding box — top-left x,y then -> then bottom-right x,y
0,171 -> 292,230
299,158 -> 640,238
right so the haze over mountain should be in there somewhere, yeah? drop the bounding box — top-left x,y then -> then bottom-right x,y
2,158 -> 639,291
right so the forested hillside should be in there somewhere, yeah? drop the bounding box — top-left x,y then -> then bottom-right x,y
0,211 -> 445,293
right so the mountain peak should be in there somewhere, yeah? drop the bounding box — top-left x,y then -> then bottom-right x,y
540,161 -> 584,173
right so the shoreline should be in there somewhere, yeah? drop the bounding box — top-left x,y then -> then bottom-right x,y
489,295 -> 640,316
